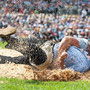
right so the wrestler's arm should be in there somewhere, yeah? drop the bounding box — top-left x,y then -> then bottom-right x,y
58,36 -> 79,54
52,36 -> 79,69
52,51 -> 67,69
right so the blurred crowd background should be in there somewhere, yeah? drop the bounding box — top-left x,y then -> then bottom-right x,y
0,0 -> 90,42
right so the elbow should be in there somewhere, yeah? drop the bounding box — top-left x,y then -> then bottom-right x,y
63,36 -> 71,42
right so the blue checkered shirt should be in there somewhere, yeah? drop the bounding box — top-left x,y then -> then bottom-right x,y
53,43 -> 90,73
64,46 -> 90,73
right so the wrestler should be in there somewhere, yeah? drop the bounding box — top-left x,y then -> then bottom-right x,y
29,36 -> 90,73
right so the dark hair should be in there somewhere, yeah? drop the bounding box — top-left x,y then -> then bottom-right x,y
29,43 -> 47,65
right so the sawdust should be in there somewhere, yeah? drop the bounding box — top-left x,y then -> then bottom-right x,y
0,63 -> 34,80
0,63 -> 89,81
34,69 -> 82,81
80,71 -> 90,81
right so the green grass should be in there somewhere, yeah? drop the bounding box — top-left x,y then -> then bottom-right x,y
0,77 -> 89,90
0,41 -> 8,48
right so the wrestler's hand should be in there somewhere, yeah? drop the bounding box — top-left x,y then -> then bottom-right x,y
60,51 -> 67,60
51,51 -> 67,69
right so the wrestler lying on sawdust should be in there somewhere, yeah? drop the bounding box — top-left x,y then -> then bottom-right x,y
29,37 -> 90,73
0,27 -> 90,73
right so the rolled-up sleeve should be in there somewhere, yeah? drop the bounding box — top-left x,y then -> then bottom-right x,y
76,38 -> 88,51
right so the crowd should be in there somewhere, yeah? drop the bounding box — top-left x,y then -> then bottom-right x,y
0,13 -> 90,41
0,0 -> 90,42
0,0 -> 90,15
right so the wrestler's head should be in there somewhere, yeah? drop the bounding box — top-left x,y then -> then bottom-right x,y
29,41 -> 53,70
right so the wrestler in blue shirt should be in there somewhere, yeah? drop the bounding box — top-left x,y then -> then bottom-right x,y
30,36 -> 90,73
53,37 -> 90,73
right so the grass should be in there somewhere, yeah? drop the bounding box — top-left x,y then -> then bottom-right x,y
0,41 -> 90,90
0,77 -> 90,90
0,41 -> 8,48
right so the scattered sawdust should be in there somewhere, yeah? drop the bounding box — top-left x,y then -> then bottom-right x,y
80,71 -> 90,81
0,63 -> 89,81
0,63 -> 34,80
34,69 -> 82,81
